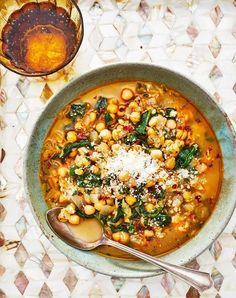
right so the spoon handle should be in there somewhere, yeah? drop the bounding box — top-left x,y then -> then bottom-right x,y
103,238 -> 212,292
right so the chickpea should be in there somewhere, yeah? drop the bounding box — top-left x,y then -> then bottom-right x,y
58,167 -> 68,177
67,131 -> 77,143
100,129 -> 112,142
84,205 -> 95,215
183,191 -> 192,202
151,149 -> 163,160
119,171 -> 130,182
125,195 -> 137,206
107,103 -> 118,114
144,230 -> 154,238
65,203 -> 76,215
145,203 -> 155,213
165,157 -> 176,169
129,101 -> 139,109
148,116 -> 158,127
58,210 -> 70,222
147,127 -> 156,136
89,112 -> 97,122
59,195 -> 70,204
69,214 -> 80,225
121,88 -> 134,101
112,231 -> 130,244
130,111 -> 141,124
195,206 -> 209,221
96,122 -> 106,132
166,119 -> 176,129
94,201 -> 105,211
156,115 -> 167,127
89,130 -> 99,142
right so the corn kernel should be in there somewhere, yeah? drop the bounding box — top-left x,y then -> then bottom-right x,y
95,122 -> 105,132
165,157 -> 176,169
89,112 -> 97,122
145,203 -> 155,213
84,205 -> 95,215
107,103 -> 118,114
125,195 -> 136,206
128,101 -> 139,109
69,214 -> 80,225
130,111 -> 140,124
67,131 -> 77,143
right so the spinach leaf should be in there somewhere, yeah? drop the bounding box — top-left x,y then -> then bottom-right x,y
111,201 -> 124,223
165,108 -> 177,119
104,173 -> 117,186
77,172 -> 102,188
95,96 -> 107,111
127,222 -> 135,234
104,113 -> 113,126
152,211 -> 171,227
136,82 -> 148,94
69,165 -> 78,176
76,208 -> 94,218
124,132 -> 138,145
176,144 -> 199,169
119,185 -> 130,194
67,103 -> 87,121
110,225 -> 126,233
135,110 -> 151,135
138,203 -> 149,227
59,140 -> 92,161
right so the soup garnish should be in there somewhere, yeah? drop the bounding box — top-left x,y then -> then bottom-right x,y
40,81 -> 222,256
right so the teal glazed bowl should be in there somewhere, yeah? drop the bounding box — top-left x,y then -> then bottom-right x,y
24,63 -> 236,278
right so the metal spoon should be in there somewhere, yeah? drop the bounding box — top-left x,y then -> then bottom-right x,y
46,207 -> 212,292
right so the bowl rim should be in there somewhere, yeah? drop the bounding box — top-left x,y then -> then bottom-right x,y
0,0 -> 84,77
24,62 -> 236,278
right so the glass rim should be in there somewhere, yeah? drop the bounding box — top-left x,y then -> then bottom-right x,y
0,0 -> 84,77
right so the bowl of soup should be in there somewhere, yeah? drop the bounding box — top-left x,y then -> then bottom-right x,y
25,63 -> 236,277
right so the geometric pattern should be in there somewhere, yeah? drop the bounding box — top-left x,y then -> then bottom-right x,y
0,0 -> 236,297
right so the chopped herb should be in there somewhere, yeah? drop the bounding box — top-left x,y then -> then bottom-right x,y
76,208 -> 94,218
69,165 -> 78,176
135,110 -> 151,135
176,144 -> 199,169
104,173 -> 117,186
127,222 -> 135,234
59,140 -> 92,161
119,185 -> 130,194
67,103 -> 87,121
95,96 -> 107,112
124,132 -> 138,145
77,172 -> 102,188
136,82 -> 148,94
110,225 -> 125,233
165,108 -> 177,119
152,211 -> 172,227
111,201 -> 124,223
104,113 -> 113,126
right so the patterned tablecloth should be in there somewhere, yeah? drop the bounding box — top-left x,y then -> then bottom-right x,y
0,0 -> 236,297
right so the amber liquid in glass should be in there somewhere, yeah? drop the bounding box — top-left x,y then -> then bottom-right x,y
2,2 -> 78,74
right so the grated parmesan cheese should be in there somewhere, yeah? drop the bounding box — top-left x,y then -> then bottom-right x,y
105,149 -> 158,185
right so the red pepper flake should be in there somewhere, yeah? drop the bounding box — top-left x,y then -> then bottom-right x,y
189,213 -> 196,221
135,139 -> 141,145
195,195 -> 201,202
185,126 -> 191,131
172,184 -> 177,189
124,124 -> 134,132
195,118 -> 201,123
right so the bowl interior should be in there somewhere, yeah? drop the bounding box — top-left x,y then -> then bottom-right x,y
25,63 -> 236,278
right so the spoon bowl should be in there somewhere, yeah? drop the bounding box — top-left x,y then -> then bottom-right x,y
47,207 -> 213,292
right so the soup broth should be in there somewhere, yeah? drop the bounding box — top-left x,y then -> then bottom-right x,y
40,81 -> 223,258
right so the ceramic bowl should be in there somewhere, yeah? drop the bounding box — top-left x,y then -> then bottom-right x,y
24,63 -> 236,278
